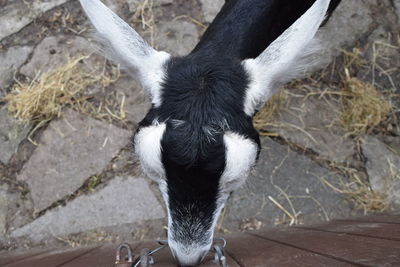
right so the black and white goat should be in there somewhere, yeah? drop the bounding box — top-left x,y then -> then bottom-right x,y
79,0 -> 341,265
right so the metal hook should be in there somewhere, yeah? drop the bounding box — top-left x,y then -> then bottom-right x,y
132,241 -> 169,267
117,237 -> 228,267
213,244 -> 227,267
115,243 -> 134,266
213,237 -> 227,248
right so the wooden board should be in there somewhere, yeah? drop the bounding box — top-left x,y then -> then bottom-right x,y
251,227 -> 400,266
1,214 -> 400,266
297,220 -> 400,241
1,246 -> 99,267
224,234 -> 354,267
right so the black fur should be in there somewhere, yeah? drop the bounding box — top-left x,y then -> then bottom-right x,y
136,0 -> 342,247
139,55 -> 260,242
194,0 -> 341,60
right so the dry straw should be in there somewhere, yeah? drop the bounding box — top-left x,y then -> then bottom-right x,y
253,89 -> 287,135
4,56 -> 121,126
340,69 -> 391,137
319,166 -> 390,214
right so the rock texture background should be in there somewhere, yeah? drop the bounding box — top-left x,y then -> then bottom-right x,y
0,0 -> 399,252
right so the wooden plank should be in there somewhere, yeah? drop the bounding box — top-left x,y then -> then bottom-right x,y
2,215 -> 400,266
251,227 -> 400,266
224,234 -> 354,267
2,246 -> 99,267
0,249 -> 53,266
297,220 -> 400,241
336,215 -> 400,225
59,245 -> 116,267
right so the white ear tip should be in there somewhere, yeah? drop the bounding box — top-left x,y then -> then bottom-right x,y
80,0 -> 97,8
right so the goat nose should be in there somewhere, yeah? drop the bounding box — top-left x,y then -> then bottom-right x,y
170,247 -> 208,266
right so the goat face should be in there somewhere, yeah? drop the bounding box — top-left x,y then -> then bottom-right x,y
80,0 -> 337,265
134,56 -> 260,265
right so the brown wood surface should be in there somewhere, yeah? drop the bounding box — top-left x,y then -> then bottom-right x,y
251,227 -> 400,266
335,214 -> 400,224
0,249 -> 54,266
60,245 -> 125,267
224,233 -> 354,267
1,246 -> 99,267
1,214 -> 400,266
297,220 -> 400,241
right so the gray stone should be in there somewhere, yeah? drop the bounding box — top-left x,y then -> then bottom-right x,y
0,107 -> 31,164
0,46 -> 33,91
0,0 -> 69,41
17,109 -> 131,211
380,136 -> 400,156
306,0 -> 375,73
111,76 -> 151,125
0,183 -> 33,239
362,136 -> 400,207
20,35 -> 92,78
11,176 -> 165,241
267,92 -> 355,163
5,195 -> 34,233
199,0 -> 224,23
224,138 -> 353,228
395,1 -> 400,22
0,185 -> 7,239
363,26 -> 400,93
154,21 -> 200,56
127,0 -> 173,13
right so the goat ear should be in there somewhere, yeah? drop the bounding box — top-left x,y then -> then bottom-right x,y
242,0 -> 331,116
80,0 -> 170,106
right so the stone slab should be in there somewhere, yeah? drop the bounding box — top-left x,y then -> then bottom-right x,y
11,176 -> 165,241
17,109 -> 131,212
0,182 -> 33,240
0,0 -> 69,41
363,26 -> 400,93
0,107 -> 31,164
20,35 -> 92,78
224,137 -> 353,228
395,0 -> 400,23
110,76 -> 151,125
0,185 -> 7,239
307,0 -> 375,73
0,46 -> 33,92
199,0 -> 224,23
267,92 -> 355,163
362,136 -> 400,207
126,0 -> 173,13
154,20 -> 200,56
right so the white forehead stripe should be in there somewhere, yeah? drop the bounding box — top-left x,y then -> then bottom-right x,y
134,123 -> 166,181
220,132 -> 258,191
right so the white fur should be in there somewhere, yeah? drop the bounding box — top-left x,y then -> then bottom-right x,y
134,123 -> 166,181
79,0 -> 170,106
168,239 -> 210,266
167,197 -> 224,265
243,0 -> 331,116
220,132 -> 258,193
